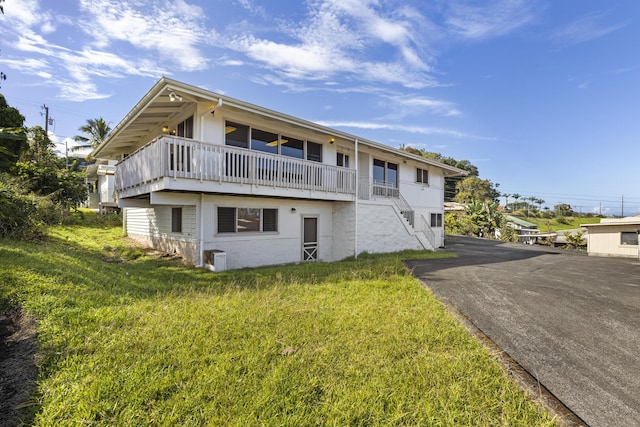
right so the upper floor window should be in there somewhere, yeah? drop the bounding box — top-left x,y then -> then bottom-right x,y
224,121 -> 323,163
176,116 -> 194,138
281,136 -> 304,159
337,152 -> 350,168
417,168 -> 428,185
251,128 -> 278,154
307,141 -> 323,163
225,121 -> 249,148
373,159 -> 398,187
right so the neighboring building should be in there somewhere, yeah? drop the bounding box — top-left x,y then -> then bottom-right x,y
84,160 -> 118,213
92,78 -> 467,270
504,215 -> 539,244
581,217 -> 640,259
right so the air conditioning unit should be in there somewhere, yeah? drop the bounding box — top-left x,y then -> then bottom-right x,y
203,250 -> 226,272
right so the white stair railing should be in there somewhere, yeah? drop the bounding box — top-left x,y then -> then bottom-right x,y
419,215 -> 437,249
393,192 -> 415,227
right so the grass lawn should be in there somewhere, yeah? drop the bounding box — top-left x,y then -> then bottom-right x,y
0,218 -> 558,426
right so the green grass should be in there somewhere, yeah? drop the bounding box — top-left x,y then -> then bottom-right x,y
515,215 -> 601,232
0,223 -> 558,426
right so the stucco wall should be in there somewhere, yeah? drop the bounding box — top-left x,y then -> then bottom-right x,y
587,225 -> 640,258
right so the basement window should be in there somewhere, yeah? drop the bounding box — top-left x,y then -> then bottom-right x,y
217,207 -> 278,234
171,207 -> 182,233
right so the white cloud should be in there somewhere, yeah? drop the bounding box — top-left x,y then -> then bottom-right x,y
388,95 -> 462,117
445,0 -> 535,40
226,0 -> 435,88
79,0 -> 213,72
317,120 -> 496,140
551,12 -> 626,46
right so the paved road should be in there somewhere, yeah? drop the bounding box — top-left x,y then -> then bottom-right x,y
405,236 -> 640,427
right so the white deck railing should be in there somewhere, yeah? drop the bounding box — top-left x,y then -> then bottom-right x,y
115,136 -> 356,195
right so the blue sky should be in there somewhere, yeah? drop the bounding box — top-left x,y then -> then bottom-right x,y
1,0 -> 639,215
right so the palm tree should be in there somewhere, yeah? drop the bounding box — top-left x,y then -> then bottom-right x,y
526,196 -> 537,217
512,193 -> 521,212
72,118 -> 111,152
501,193 -> 510,211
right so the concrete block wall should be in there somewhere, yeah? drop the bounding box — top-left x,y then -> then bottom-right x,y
332,201 -> 356,261
357,201 -> 422,255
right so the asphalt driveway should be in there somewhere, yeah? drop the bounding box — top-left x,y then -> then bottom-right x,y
405,235 -> 640,427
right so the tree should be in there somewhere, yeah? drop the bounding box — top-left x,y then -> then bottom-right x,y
501,193 -> 511,210
454,176 -> 500,204
554,203 -> 574,217
0,94 -> 27,172
73,117 -> 112,152
14,126 -> 88,209
565,231 -> 585,249
463,199 -> 503,237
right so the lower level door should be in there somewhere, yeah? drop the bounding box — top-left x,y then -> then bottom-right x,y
302,216 -> 318,261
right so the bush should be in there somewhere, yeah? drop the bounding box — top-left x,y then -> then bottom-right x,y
0,174 -> 42,239
499,225 -> 519,242
556,216 -> 570,225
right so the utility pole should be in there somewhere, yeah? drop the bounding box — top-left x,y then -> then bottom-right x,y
42,104 -> 49,133
621,195 -> 624,218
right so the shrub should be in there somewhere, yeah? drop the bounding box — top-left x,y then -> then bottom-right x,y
499,225 -> 519,242
0,174 -> 42,239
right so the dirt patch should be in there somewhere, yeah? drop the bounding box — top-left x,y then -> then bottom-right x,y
0,308 -> 39,427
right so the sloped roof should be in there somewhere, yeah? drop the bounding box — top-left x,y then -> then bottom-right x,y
505,215 -> 538,229
582,216 -> 640,228
93,77 -> 468,177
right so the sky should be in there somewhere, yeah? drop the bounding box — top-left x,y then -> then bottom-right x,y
1,0 -> 639,215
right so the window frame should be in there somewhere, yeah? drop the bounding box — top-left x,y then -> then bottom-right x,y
620,231 -> 638,246
176,116 -> 194,139
337,152 -> 350,168
430,213 -> 443,228
171,207 -> 183,233
416,168 -> 429,185
373,158 -> 399,187
217,207 -> 279,234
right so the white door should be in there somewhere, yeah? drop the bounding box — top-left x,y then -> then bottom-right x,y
302,216 -> 318,261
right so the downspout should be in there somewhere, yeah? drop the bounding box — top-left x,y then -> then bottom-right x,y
354,138 -> 359,260
197,192 -> 205,267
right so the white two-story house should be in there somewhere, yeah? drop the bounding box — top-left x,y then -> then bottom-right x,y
92,78 -> 467,270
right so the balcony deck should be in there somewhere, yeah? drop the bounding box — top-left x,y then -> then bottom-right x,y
115,136 -> 357,201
